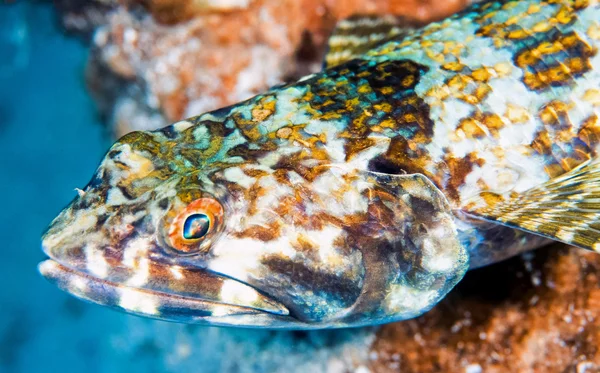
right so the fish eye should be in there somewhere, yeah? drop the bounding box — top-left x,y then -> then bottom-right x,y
161,197 -> 224,254
183,213 -> 211,240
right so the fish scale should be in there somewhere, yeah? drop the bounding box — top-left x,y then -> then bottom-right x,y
40,0 -> 600,328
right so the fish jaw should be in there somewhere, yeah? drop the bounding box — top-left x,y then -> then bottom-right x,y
39,208 -> 293,327
37,258 -> 302,327
38,208 -> 297,327
37,178 -> 291,327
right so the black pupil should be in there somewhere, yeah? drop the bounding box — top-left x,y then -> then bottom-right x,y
183,214 -> 211,240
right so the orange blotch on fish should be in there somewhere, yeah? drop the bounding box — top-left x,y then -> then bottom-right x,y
479,113 -> 505,133
274,195 -> 310,227
251,98 -> 276,122
231,112 -> 263,141
578,114 -> 600,148
461,84 -> 492,105
457,117 -> 488,139
559,157 -> 585,172
401,74 -> 416,88
507,28 -> 531,40
276,127 -> 293,139
242,168 -> 269,178
545,162 -> 570,178
555,5 -> 574,23
471,67 -> 494,82
373,102 -> 392,114
246,183 -> 267,216
443,153 -> 485,201
531,130 -> 553,156
526,2 -> 542,14
538,101 -> 573,128
442,61 -> 465,72
291,234 -> 319,255
235,221 -> 282,242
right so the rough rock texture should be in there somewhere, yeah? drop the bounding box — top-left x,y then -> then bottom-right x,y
370,245 -> 600,373
56,0 -> 468,136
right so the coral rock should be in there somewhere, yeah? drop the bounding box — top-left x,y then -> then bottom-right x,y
370,245 -> 600,373
57,0 -> 468,136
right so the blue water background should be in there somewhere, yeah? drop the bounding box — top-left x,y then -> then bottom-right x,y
0,2 -> 119,371
0,3 -> 373,372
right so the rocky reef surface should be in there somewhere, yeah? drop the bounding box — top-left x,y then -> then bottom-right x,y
372,246 -> 600,372
55,0 -> 468,136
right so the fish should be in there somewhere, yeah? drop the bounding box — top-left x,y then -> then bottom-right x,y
40,0 -> 600,329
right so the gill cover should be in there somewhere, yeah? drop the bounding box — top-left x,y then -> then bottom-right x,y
210,166 -> 470,327
328,170 -> 469,325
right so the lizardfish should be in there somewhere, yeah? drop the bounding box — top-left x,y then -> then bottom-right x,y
40,0 -> 600,328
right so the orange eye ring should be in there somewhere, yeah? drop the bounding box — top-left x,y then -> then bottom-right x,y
165,198 -> 224,254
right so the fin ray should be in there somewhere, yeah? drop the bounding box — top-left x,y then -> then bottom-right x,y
465,158 -> 600,252
324,15 -> 420,68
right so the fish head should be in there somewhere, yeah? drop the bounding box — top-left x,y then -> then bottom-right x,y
41,115 -> 468,328
40,122 -> 292,326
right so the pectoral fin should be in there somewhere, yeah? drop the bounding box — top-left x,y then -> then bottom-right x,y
464,158 -> 600,252
324,15 -> 419,68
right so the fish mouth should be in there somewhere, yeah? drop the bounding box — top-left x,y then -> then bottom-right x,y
38,257 -> 293,327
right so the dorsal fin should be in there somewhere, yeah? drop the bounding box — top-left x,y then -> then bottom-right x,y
464,157 -> 600,253
324,15 -> 420,69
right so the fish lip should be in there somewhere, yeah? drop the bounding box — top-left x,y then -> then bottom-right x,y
38,258 -> 291,324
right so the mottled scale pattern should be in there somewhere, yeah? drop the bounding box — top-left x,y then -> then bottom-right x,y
39,0 -> 600,329
363,0 -> 600,205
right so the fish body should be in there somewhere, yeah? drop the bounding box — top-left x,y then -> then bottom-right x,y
41,0 -> 600,328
